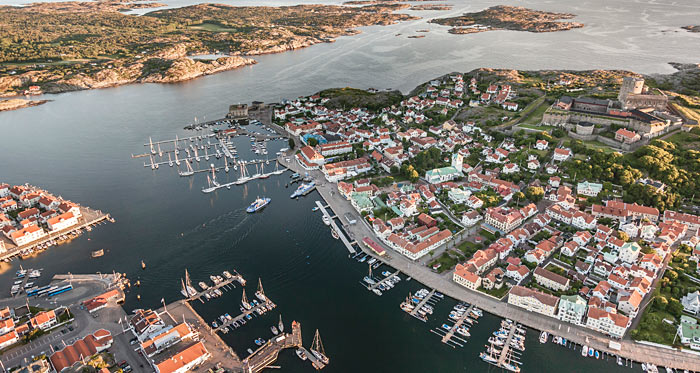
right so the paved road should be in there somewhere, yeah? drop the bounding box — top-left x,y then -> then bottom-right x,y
279,155 -> 700,371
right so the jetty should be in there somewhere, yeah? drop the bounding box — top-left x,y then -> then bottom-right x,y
440,304 -> 475,347
410,289 -> 436,322
185,270 -> 246,303
241,320 -> 303,373
212,292 -> 276,333
315,201 -> 356,254
369,269 -> 400,292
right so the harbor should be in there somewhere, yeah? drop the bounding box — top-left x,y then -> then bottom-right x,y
181,269 -> 246,303
433,303 -> 480,348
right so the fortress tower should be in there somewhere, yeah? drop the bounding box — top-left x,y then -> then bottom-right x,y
618,76 -> 667,110
618,77 -> 645,103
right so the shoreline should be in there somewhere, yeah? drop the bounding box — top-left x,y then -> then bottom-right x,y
276,148 -> 700,372
0,1 -> 420,108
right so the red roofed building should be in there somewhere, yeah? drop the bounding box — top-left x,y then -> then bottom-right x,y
585,307 -> 629,338
0,331 -> 18,349
82,289 -> 125,313
10,224 -> 47,246
453,265 -> 481,290
30,310 -> 57,330
154,341 -> 211,373
47,212 -> 78,232
49,329 -> 113,372
615,128 -> 641,144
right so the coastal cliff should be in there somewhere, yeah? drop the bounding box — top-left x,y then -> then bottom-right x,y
430,5 -> 583,34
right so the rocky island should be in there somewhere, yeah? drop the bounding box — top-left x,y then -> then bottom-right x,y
430,5 -> 583,35
682,25 -> 700,33
0,0 -> 418,109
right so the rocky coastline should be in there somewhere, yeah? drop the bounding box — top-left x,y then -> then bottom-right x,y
0,1 -> 418,111
430,5 -> 583,35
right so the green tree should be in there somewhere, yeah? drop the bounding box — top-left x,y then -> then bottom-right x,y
288,138 -> 295,149
308,137 -> 319,147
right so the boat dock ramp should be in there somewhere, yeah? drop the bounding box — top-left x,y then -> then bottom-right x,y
241,320 -> 303,373
315,201 -> 356,254
431,303 -> 480,348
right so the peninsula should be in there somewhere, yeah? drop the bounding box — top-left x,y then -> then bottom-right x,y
430,5 -> 584,35
0,1 -> 417,104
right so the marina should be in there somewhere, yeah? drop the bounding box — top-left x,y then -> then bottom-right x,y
433,303 -> 479,348
400,288 -> 442,322
365,269 -> 401,296
182,268 -> 246,303
481,320 -> 525,372
241,320 -> 304,373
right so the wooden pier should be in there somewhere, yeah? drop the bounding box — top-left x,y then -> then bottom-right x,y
187,272 -> 246,303
496,322 -> 522,368
315,201 -> 356,254
409,289 -> 436,322
440,304 -> 475,347
241,321 -> 303,373
212,297 -> 276,333
369,270 -> 400,291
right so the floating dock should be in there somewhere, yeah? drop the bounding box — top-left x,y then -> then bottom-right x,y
439,304 -> 475,348
241,321 -> 303,373
187,271 -> 246,303
213,296 -> 276,333
409,289 -> 436,322
369,270 -> 400,292
315,201 -> 356,254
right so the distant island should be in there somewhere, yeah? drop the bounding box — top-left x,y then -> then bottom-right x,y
430,5 -> 584,35
682,25 -> 700,32
0,0 -> 418,106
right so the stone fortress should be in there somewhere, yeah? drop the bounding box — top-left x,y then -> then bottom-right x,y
541,77 -> 683,148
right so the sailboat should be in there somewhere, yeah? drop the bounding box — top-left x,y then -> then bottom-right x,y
149,137 -> 155,155
168,153 -> 173,167
204,147 -> 210,161
179,159 -> 194,177
224,156 -> 230,173
158,143 -> 163,157
235,162 -> 251,184
255,278 -> 266,301
183,269 -> 197,297
241,289 -> 252,310
310,329 -> 329,364
258,162 -> 269,179
175,149 -> 181,166
278,315 -> 284,333
202,165 -> 220,193
174,135 -> 180,155
272,161 -> 284,175
194,148 -> 200,162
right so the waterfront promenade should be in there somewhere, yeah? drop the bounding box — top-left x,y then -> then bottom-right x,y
279,155 -> 700,371
0,207 -> 112,261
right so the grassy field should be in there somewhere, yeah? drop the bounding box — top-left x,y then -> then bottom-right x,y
664,129 -> 700,150
189,21 -> 238,32
516,123 -> 556,131
521,100 -> 550,125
